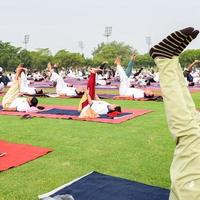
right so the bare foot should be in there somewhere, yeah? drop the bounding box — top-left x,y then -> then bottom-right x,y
90,68 -> 103,74
114,56 -> 121,65
131,54 -> 137,61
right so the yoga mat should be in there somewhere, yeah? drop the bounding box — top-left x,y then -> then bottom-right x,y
0,140 -> 52,171
113,96 -> 163,101
0,105 -> 152,124
39,171 -> 169,200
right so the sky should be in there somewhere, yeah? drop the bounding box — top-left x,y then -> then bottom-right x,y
0,0 -> 200,57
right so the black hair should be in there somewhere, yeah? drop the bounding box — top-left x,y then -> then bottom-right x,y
108,106 -> 121,114
144,93 -> 154,98
100,62 -> 107,69
114,106 -> 121,112
30,97 -> 38,107
19,63 -> 25,68
75,90 -> 84,96
188,82 -> 195,87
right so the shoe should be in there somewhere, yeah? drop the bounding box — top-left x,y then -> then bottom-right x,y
21,114 -> 33,119
36,89 -> 44,95
0,152 -> 6,157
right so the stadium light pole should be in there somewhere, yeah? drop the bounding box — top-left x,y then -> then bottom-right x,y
78,41 -> 84,55
23,34 -> 30,49
145,36 -> 151,52
104,26 -> 112,43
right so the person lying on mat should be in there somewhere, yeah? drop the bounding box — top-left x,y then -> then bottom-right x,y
79,68 -> 121,118
20,66 -> 43,95
115,56 -> 154,99
47,63 -> 85,97
2,64 -> 39,112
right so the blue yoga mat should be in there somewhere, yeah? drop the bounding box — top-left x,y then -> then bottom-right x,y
39,171 -> 169,200
39,108 -> 132,119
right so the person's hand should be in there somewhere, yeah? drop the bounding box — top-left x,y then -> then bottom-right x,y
19,93 -> 24,96
85,89 -> 89,95
131,54 -> 137,61
114,56 -> 121,65
67,83 -> 73,87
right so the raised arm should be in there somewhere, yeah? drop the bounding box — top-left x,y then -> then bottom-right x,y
126,54 -> 136,77
187,60 -> 200,72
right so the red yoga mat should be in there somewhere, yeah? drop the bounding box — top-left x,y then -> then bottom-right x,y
0,140 -> 52,171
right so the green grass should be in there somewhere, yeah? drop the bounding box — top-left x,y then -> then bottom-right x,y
1,92 -> 200,200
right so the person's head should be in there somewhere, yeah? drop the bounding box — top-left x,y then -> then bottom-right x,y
144,89 -> 154,98
28,96 -> 38,107
108,104 -> 121,113
18,63 -> 25,69
189,82 -> 195,86
76,88 -> 85,96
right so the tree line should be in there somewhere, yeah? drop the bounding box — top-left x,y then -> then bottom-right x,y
0,40 -> 200,71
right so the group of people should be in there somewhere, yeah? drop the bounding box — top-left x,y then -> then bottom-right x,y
1,26 -> 200,200
1,62 -> 122,118
1,53 -> 158,117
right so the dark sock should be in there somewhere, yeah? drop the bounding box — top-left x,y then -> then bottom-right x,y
149,27 -> 195,59
176,30 -> 199,54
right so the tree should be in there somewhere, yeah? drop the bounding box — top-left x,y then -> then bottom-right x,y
53,50 -> 85,68
30,48 -> 52,70
180,49 -> 200,68
92,41 -> 136,66
135,53 -> 155,68
0,41 -> 21,71
18,49 -> 32,68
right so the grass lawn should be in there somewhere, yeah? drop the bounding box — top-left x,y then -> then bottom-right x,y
0,92 -> 200,200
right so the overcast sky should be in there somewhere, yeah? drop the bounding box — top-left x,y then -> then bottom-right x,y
0,0 -> 200,57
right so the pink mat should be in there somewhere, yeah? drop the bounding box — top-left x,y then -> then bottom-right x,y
0,105 -> 152,124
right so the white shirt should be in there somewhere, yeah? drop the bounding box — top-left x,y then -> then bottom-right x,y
0,82 -> 4,91
82,100 -> 110,115
9,97 -> 31,112
126,88 -> 145,98
50,72 -> 77,96
20,72 -> 36,95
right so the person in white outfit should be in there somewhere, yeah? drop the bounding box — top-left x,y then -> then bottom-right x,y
115,57 -> 154,98
48,64 -> 84,96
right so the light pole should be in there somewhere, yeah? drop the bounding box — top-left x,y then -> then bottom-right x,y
145,36 -> 151,52
23,34 -> 30,49
104,26 -> 112,43
78,41 -> 84,55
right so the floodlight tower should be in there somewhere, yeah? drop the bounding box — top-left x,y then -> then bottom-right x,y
23,34 -> 30,49
78,41 -> 84,55
145,36 -> 151,52
104,26 -> 112,43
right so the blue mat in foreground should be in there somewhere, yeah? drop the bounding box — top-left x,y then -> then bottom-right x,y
39,171 -> 169,200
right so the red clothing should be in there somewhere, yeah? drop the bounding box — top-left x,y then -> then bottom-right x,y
80,72 -> 96,110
